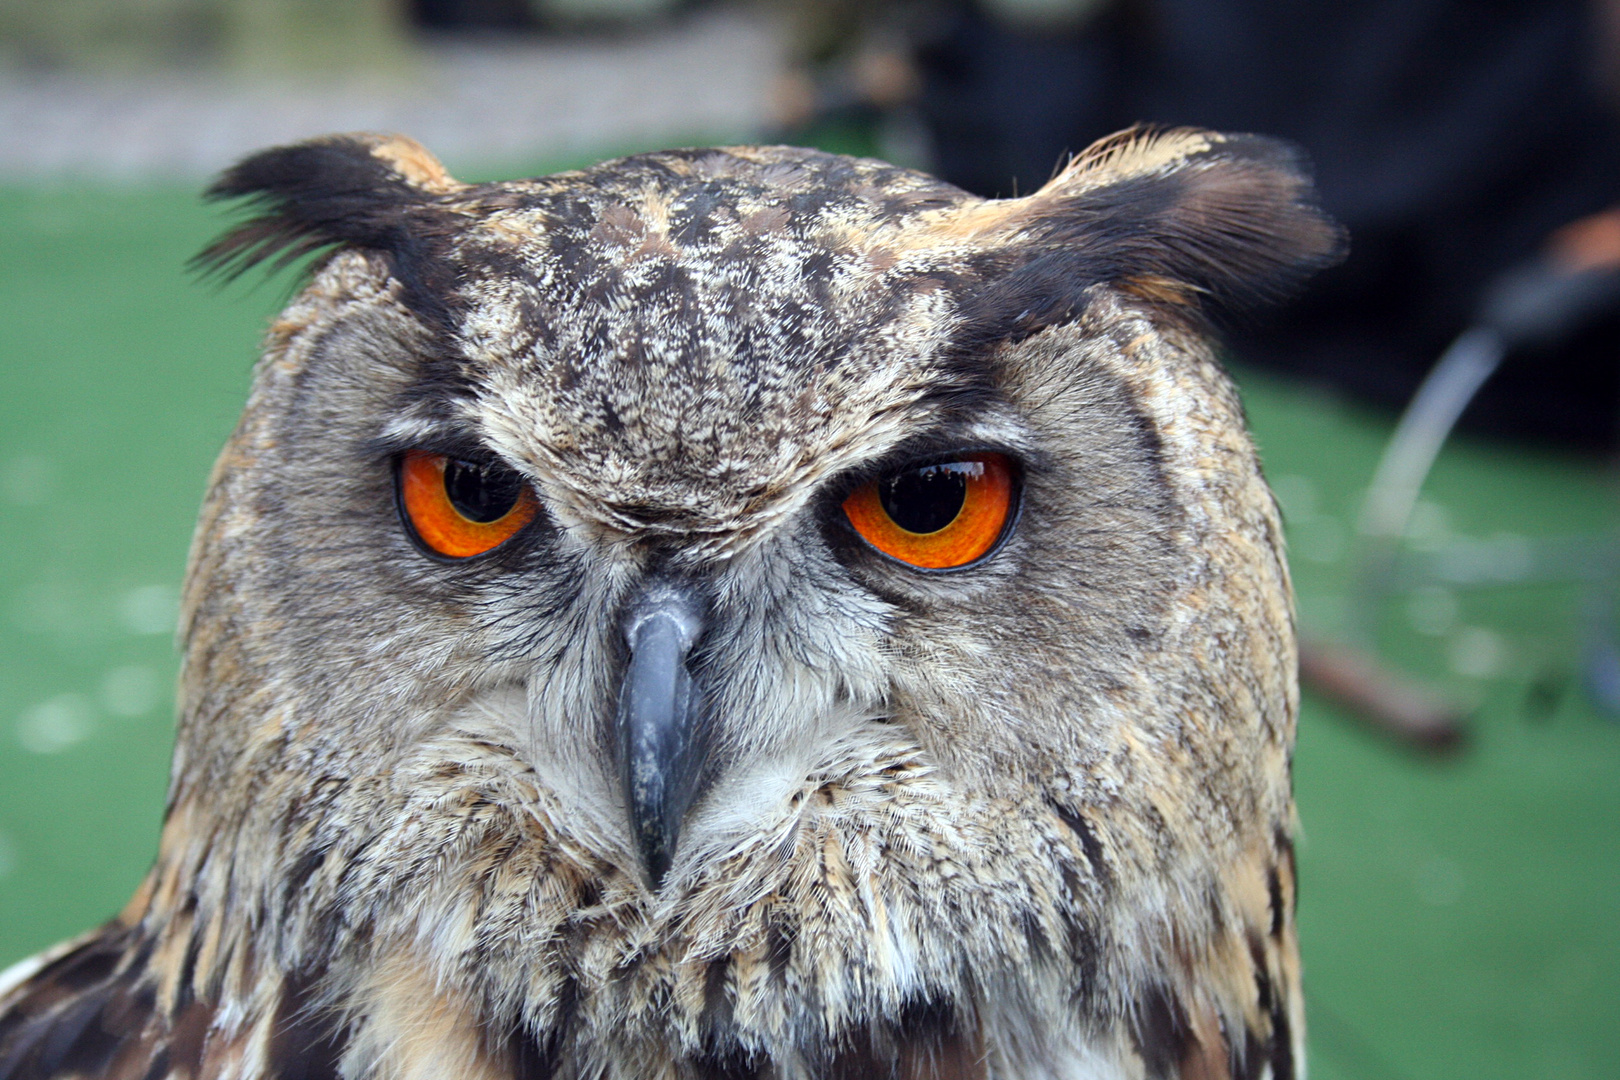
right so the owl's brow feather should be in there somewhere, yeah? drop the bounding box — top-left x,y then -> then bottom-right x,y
361,418 -> 499,468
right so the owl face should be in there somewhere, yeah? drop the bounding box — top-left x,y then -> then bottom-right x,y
183,133 -> 1337,906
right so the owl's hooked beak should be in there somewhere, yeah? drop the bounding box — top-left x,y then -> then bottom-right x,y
614,583 -> 709,888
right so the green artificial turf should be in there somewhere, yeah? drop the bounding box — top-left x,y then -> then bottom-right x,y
0,171 -> 1615,1079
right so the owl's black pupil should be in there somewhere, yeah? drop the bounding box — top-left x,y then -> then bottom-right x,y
879,463 -> 973,534
444,459 -> 522,523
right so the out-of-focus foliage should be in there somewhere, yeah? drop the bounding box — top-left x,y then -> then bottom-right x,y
0,0 -> 411,72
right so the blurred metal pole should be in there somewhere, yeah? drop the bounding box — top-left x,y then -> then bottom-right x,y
1303,254 -> 1620,748
1349,326 -> 1506,640
1299,325 -> 1509,750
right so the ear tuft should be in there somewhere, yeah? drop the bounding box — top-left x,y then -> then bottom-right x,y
192,133 -> 463,281
1037,126 -> 1345,310
955,126 -> 1346,345
1041,127 -> 1226,201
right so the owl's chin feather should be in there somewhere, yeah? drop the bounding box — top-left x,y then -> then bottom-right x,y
446,669 -> 901,897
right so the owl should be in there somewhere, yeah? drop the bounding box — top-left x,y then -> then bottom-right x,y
0,127 -> 1341,1080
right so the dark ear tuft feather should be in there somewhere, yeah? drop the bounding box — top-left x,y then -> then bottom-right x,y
192,132 -> 463,283
955,126 -> 1347,345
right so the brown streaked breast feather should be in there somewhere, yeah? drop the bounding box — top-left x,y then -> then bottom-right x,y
0,923 -> 167,1080
0,927 -> 357,1080
827,1000 -> 986,1080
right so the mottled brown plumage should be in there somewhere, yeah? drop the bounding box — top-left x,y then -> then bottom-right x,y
0,127 -> 1341,1080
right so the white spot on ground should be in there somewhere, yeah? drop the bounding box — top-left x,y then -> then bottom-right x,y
1449,626 -> 1507,679
102,664 -> 161,718
16,693 -> 95,754
119,584 -> 178,636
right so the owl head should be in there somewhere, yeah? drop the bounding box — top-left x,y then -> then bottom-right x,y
178,127 -> 1341,889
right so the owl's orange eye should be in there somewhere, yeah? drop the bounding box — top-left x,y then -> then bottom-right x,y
399,450 -> 539,559
842,453 -> 1016,570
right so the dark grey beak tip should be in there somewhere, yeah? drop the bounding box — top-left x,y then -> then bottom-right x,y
615,587 -> 707,889
638,830 -> 675,890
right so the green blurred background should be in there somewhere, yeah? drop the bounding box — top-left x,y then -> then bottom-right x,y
1,11 -> 1618,1074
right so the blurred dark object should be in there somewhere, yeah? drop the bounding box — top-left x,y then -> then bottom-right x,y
1601,0 -> 1620,110
410,0 -> 681,31
413,0 -> 536,32
1521,667 -> 1571,723
915,0 -> 1620,450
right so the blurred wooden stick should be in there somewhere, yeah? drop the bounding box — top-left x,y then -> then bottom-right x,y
1299,637 -> 1469,751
